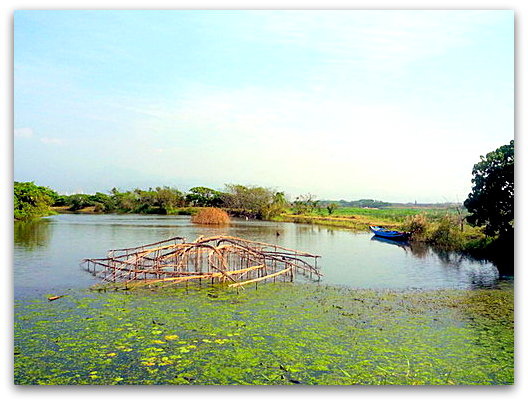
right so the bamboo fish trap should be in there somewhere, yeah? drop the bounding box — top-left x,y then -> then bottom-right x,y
81,235 -> 322,289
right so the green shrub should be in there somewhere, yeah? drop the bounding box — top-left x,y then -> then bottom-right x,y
403,214 -> 429,241
426,215 -> 463,250
14,182 -> 56,220
93,202 -> 105,213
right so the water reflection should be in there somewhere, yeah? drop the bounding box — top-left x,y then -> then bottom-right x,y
370,235 -> 500,289
371,236 -> 475,267
371,235 -> 409,250
407,242 -> 429,259
13,214 -> 506,296
14,220 -> 52,250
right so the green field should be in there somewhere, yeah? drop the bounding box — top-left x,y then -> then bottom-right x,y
305,206 -> 462,222
275,205 -> 469,235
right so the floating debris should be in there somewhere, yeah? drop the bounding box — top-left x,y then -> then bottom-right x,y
81,235 -> 322,289
47,295 -> 67,301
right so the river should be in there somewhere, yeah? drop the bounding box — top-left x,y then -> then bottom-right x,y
14,214 -> 504,299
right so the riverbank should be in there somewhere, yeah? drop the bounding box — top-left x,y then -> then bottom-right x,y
14,282 -> 513,385
51,206 -> 200,215
45,207 -> 512,274
272,212 -> 398,231
273,212 -> 514,275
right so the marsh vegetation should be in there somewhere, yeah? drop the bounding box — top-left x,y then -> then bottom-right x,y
14,283 -> 513,385
12,142 -> 514,384
13,214 -> 512,385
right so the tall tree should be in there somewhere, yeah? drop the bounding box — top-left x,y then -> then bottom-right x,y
185,187 -> 224,207
464,140 -> 514,237
221,184 -> 278,218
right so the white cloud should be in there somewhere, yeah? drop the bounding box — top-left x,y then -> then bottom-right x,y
14,128 -> 34,138
243,10 -> 507,71
14,127 -> 64,145
40,137 -> 63,145
120,84 -> 492,202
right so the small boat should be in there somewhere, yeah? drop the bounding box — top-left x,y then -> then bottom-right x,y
369,226 -> 410,240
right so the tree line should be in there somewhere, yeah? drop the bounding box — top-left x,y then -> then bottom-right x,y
13,140 -> 514,250
14,182 -> 378,221
14,183 -> 298,220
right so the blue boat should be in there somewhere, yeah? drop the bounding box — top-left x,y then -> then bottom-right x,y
369,226 -> 410,240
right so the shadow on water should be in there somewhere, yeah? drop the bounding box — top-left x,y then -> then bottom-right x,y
370,235 -> 501,289
14,219 -> 52,250
370,235 -> 410,249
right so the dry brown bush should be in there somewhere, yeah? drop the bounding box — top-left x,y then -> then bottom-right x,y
191,207 -> 230,225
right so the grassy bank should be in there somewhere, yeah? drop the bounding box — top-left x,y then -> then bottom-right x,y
273,208 -> 514,274
275,207 -> 485,250
273,212 -> 396,231
288,206 -> 461,223
15,282 -> 513,385
275,206 -> 462,230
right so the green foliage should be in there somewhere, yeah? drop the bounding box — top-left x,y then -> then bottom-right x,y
59,192 -> 116,212
222,184 -> 286,219
326,203 -> 339,215
402,214 -> 429,241
426,215 -> 463,250
14,284 -> 513,385
260,192 -> 289,220
128,187 -> 185,214
292,194 -> 319,215
346,199 -> 391,208
50,184 -> 289,219
67,194 -> 94,211
185,187 -> 224,207
61,187 -> 185,214
152,187 -> 186,213
91,192 -> 116,212
464,140 -> 514,237
14,181 -> 56,220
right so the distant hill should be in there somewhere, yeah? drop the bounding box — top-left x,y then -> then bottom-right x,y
319,199 -> 390,208
319,199 -> 462,209
389,202 -> 463,209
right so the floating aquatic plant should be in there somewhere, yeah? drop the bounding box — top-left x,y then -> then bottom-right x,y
14,283 -> 513,385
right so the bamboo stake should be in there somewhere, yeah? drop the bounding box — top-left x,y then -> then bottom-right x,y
228,267 -> 291,288
83,235 -> 321,288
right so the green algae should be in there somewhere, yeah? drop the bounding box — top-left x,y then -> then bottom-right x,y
14,283 -> 513,385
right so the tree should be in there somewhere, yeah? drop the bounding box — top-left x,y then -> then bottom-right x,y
14,181 -> 56,220
185,187 -> 224,207
154,187 -> 185,213
111,188 -> 137,212
326,202 -> 339,215
292,193 -> 318,215
67,194 -> 93,211
464,140 -> 514,237
260,191 -> 289,220
221,184 -> 279,218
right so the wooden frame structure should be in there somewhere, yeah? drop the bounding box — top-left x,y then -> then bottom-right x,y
81,235 -> 322,289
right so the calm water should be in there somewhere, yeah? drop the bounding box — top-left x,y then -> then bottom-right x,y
14,214 -> 503,298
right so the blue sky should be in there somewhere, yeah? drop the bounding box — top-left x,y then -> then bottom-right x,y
14,10 -> 513,202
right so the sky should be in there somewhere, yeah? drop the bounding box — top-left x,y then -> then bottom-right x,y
13,10 -> 514,203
